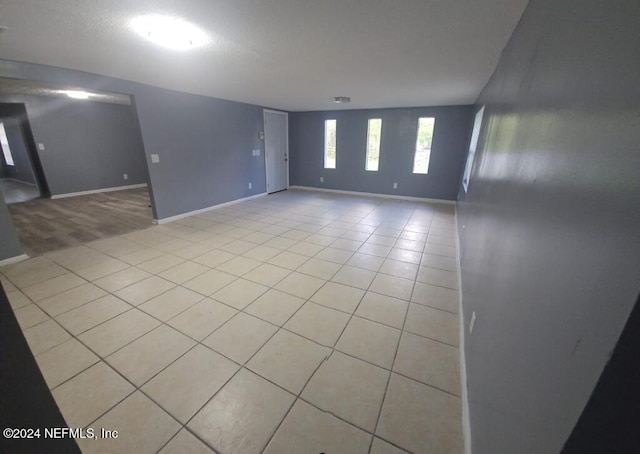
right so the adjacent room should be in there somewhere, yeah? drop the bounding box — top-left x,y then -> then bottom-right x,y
1,1 -> 638,454
0,79 -> 152,255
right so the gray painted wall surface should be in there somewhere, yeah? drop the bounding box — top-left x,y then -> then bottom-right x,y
0,95 -> 147,195
0,192 -> 23,260
131,86 -> 265,219
290,106 -> 473,200
0,60 -> 267,220
457,0 -> 640,453
0,117 -> 35,184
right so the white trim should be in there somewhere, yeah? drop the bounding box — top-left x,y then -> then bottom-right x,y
51,183 -> 148,199
289,185 -> 456,205
455,206 -> 472,454
263,109 -> 290,194
0,253 -> 29,267
154,192 -> 268,224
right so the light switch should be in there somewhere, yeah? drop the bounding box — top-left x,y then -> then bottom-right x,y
252,149 -> 260,156
38,143 -> 45,151
151,154 -> 160,163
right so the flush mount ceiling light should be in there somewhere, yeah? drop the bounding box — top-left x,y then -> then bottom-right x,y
333,96 -> 351,104
63,90 -> 93,99
131,15 -> 209,50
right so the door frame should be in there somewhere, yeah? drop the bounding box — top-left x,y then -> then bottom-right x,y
263,109 -> 289,194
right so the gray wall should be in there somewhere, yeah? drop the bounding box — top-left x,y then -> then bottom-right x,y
0,60 -> 267,221
290,106 -> 473,200
0,95 -> 147,195
0,192 -> 23,260
457,0 -> 640,453
0,117 -> 35,184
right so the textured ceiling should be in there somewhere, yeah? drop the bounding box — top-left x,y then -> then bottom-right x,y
0,0 -> 529,111
0,78 -> 131,105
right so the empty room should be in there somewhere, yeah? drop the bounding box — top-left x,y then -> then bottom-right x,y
1,1 -> 638,454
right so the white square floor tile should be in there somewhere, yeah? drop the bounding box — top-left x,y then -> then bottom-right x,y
411,282 -> 459,313
37,283 -> 107,316
380,259 -> 419,280
242,245 -> 281,262
93,267 -> 151,292
244,289 -> 305,326
274,272 -> 326,299
369,273 -> 415,301
22,273 -> 86,301
56,294 -> 131,335
23,320 -> 72,355
212,278 -> 269,310
106,325 -> 195,386
78,309 -> 161,357
404,304 -> 459,346
114,276 -> 176,306
158,429 -> 213,454
142,345 -> 239,423
268,251 -> 309,270
182,269 -> 236,296
331,265 -> 376,290
264,400 -> 370,454
247,330 -> 331,394
158,261 -> 210,284
192,249 -> 236,268
35,338 -> 99,389
188,368 -> 294,454
355,292 -> 408,329
167,298 -> 237,340
52,362 -> 135,428
77,391 -> 180,454
394,332 -> 460,396
371,437 -> 411,454
311,281 -> 365,313
377,374 -> 463,454
346,252 -> 385,271
284,301 -> 350,346
13,303 -> 49,329
138,286 -> 204,322
296,258 -> 342,280
215,256 -> 262,276
336,316 -> 401,369
302,351 -> 389,431
243,263 -> 291,287
315,247 -> 354,264
203,312 -> 278,364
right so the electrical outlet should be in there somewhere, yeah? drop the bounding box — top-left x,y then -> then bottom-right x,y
123,173 -> 128,180
320,176 -> 324,183
393,182 -> 398,189
470,311 -> 477,334
38,143 -> 45,151
248,182 -> 252,189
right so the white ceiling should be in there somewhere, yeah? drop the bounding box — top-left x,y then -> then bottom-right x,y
0,0 -> 529,111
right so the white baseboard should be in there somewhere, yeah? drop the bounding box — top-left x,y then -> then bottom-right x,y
51,183 -> 148,199
0,253 -> 29,267
154,192 -> 268,224
289,185 -> 456,205
455,207 -> 472,454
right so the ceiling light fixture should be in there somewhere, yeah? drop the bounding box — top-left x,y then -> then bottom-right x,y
333,96 -> 351,104
131,15 -> 209,50
63,90 -> 92,99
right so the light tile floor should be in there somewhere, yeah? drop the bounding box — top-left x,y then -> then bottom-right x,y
1,189 -> 463,454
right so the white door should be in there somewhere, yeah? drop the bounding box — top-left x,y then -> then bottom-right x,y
264,110 -> 288,193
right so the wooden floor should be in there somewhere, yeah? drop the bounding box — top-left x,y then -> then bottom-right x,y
7,188 -> 153,256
